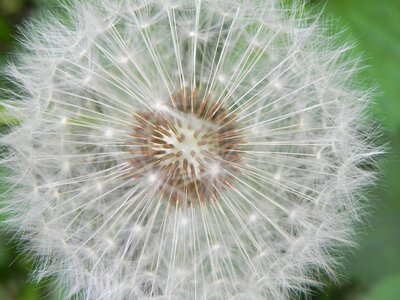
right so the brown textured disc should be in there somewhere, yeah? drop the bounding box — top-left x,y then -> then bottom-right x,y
128,88 -> 243,206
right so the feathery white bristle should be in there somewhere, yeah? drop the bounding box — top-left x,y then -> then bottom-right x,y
0,0 -> 380,299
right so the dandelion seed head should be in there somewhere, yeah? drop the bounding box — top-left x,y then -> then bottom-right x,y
0,0 -> 381,299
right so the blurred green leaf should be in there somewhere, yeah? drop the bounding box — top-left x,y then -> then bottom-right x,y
0,17 -> 12,41
322,0 -> 400,287
327,0 -> 400,131
364,273 -> 400,300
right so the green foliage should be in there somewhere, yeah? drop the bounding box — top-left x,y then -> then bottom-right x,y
364,273 -> 400,300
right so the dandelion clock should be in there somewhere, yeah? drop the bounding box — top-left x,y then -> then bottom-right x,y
0,0 -> 380,299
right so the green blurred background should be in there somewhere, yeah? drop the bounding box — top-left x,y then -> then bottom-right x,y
0,0 -> 399,299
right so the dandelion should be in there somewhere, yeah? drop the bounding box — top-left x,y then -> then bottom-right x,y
0,0 -> 379,299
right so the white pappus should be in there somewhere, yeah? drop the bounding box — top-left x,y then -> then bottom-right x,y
0,0 -> 380,299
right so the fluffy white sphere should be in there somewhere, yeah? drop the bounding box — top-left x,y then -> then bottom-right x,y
1,0 -> 379,299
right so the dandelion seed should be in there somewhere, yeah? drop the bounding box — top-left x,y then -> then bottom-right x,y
0,0 -> 380,299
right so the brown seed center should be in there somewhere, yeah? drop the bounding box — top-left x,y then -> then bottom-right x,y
129,89 -> 242,206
